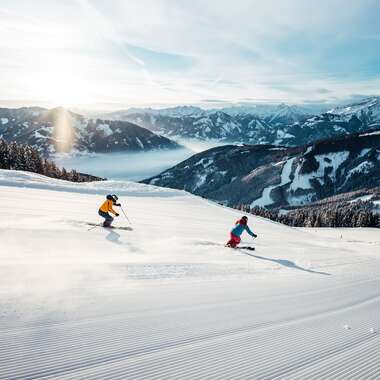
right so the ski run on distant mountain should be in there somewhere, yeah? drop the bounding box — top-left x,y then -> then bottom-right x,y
144,129 -> 380,210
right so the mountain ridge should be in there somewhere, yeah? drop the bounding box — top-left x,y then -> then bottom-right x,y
0,106 -> 180,155
142,129 -> 380,209
105,97 -> 380,146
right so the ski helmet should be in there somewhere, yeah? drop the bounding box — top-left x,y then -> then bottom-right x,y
242,216 -> 248,221
106,194 -> 113,200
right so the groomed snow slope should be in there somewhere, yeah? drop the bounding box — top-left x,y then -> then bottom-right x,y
1,170 -> 380,379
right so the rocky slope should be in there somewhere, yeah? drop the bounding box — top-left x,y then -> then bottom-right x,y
0,107 -> 180,155
143,129 -> 380,209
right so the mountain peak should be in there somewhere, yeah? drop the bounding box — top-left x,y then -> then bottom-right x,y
327,96 -> 380,126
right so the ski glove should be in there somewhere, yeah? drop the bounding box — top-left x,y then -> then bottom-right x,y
115,203 -> 121,206
115,213 -> 120,217
253,233 -> 258,238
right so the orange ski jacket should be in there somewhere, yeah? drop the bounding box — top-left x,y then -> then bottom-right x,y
99,199 -> 117,215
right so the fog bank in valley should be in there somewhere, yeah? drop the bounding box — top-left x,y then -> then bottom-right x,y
53,148 -> 193,181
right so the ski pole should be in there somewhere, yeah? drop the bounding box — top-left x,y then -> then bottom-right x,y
120,205 -> 132,225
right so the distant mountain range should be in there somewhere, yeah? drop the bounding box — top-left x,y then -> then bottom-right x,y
103,103 -> 323,119
2,97 -> 379,156
104,97 -> 380,146
142,129 -> 380,210
0,107 -> 180,155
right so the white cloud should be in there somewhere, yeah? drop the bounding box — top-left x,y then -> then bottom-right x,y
0,0 -> 379,108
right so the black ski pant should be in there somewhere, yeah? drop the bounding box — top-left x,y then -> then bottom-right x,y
98,209 -> 114,226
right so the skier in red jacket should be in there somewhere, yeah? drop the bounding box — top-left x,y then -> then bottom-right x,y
226,216 -> 257,248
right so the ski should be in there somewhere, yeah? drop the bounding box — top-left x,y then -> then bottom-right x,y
86,223 -> 133,231
225,245 -> 255,251
104,225 -> 133,231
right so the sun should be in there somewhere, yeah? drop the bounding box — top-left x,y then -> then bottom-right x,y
28,55 -> 94,108
38,71 -> 90,108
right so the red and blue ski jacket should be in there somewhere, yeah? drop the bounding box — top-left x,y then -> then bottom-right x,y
231,219 -> 255,237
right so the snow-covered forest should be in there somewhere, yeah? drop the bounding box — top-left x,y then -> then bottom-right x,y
0,139 -> 103,182
243,202 -> 379,228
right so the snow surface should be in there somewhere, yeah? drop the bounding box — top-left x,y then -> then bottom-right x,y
276,130 -> 295,139
1,170 -> 380,379
359,148 -> 372,157
251,158 -> 295,208
360,130 -> 380,137
290,151 -> 350,193
328,97 -> 380,123
348,161 -> 375,177
193,173 -> 208,190
274,129 -> 295,144
96,123 -> 113,137
135,137 -> 144,149
349,194 -> 374,203
34,130 -> 48,139
252,150 -> 351,208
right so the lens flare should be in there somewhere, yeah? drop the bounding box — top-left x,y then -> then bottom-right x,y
52,108 -> 75,153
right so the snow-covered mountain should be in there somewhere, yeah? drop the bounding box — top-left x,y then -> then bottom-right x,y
327,96 -> 380,127
105,105 -> 206,118
0,107 -> 180,155
3,98 -> 377,157
119,110 -> 274,142
114,108 -> 370,147
1,170 -> 380,378
265,103 -> 312,126
105,103 -> 320,119
104,104 -> 312,144
143,129 -> 380,208
106,100 -> 377,146
220,103 -> 315,119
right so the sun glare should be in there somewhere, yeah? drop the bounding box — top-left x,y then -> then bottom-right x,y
28,53 -> 95,108
52,107 -> 75,153
39,71 -> 90,108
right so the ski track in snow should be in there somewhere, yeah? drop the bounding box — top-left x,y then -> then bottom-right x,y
1,170 -> 380,379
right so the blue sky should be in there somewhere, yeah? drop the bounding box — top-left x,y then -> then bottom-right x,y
0,0 -> 379,110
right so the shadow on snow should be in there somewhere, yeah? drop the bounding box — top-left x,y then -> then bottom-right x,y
240,251 -> 331,276
105,229 -> 140,252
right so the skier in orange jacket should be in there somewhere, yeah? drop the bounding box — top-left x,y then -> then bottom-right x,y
99,194 -> 121,227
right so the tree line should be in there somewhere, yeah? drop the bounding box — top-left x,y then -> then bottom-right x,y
234,201 -> 379,228
0,139 -> 103,182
